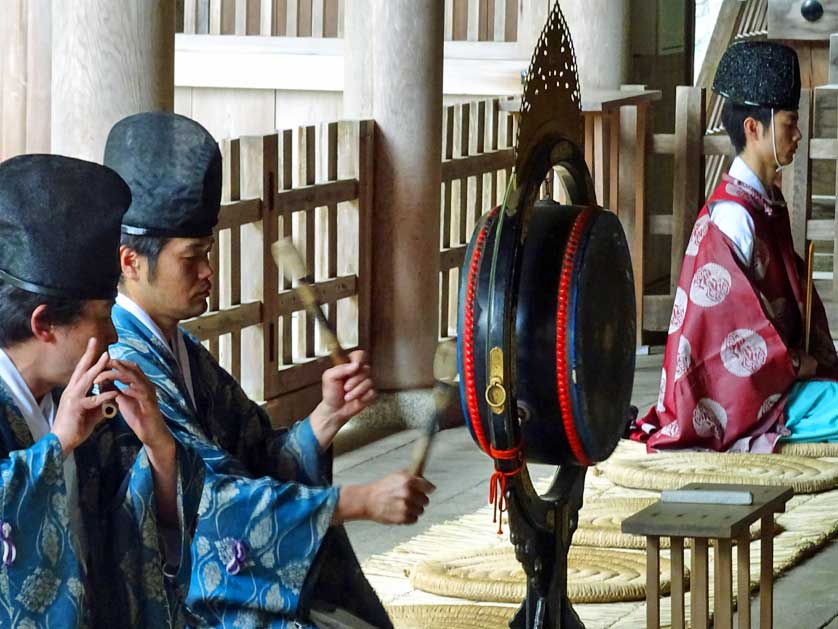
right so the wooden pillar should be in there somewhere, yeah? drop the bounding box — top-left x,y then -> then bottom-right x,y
517,0 -> 551,59
51,0 -> 175,161
0,0 -> 51,161
518,0 -> 630,92
560,0 -> 630,91
342,0 -> 373,118
366,0 -> 443,389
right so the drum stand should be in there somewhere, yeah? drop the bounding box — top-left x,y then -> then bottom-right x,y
507,465 -> 588,629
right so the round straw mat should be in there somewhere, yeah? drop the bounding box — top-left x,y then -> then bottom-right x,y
598,451 -> 838,493
387,604 -> 516,629
574,497 -> 772,548
410,546 -> 678,604
575,497 -> 658,548
777,441 -> 838,458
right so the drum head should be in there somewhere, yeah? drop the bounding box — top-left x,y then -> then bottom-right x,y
458,199 -> 635,466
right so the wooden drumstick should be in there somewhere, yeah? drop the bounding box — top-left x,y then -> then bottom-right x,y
270,238 -> 349,366
805,240 -> 815,353
409,340 -> 458,477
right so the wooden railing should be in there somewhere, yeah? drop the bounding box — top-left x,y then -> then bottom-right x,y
180,0 -> 344,36
178,0 -> 520,41
436,90 -> 656,344
438,98 -> 518,338
182,119 -> 373,425
643,86 -> 712,333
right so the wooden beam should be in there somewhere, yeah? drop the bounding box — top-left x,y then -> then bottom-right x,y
806,219 -> 834,241
182,301 -> 262,339
441,148 -> 515,181
440,245 -> 467,271
274,178 -> 359,215
276,275 -> 358,316
809,138 -> 838,160
217,197 -> 262,229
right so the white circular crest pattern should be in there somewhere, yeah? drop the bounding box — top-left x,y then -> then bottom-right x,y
675,335 -> 692,382
689,263 -> 731,307
661,421 -> 680,438
692,398 -> 727,440
753,238 -> 770,280
656,369 -> 667,413
721,329 -> 768,377
757,393 -> 782,421
668,287 -> 688,334
685,215 -> 710,257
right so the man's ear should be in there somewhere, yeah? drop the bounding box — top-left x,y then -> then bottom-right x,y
119,244 -> 141,281
743,116 -> 763,145
30,304 -> 56,343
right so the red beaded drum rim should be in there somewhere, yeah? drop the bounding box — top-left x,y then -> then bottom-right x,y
462,211 -> 497,455
555,208 -> 593,466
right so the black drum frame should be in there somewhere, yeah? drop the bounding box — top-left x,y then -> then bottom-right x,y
488,132 -> 594,629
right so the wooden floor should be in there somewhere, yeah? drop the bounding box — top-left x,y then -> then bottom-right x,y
338,352 -> 838,628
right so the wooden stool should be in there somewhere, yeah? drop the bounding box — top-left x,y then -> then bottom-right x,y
621,483 -> 792,629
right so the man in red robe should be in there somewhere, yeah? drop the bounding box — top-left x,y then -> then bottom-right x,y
633,41 -> 838,452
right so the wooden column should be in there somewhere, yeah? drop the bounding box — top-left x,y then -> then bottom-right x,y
782,90 -> 812,258
342,0 -> 373,118
670,86 -> 706,293
646,535 -> 661,628
670,537 -> 685,629
51,0 -> 175,161
737,536 -> 751,629
760,515 -> 774,629
367,0 -> 444,389
0,0 -> 51,160
691,537 -> 710,629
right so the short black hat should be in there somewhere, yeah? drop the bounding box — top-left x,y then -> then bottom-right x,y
0,154 -> 130,300
712,41 -> 801,110
103,112 -> 222,238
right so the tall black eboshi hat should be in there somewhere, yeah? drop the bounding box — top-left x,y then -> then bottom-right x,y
712,41 -> 801,110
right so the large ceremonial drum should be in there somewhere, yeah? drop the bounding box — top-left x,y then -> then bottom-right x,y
457,198 -> 635,467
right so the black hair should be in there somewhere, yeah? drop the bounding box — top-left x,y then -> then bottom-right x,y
119,234 -> 170,282
720,100 -> 774,154
0,282 -> 86,349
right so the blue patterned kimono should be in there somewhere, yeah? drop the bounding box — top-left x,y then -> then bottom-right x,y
0,381 -> 204,628
110,304 -> 391,628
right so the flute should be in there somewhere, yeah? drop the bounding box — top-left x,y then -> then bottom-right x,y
93,379 -> 119,419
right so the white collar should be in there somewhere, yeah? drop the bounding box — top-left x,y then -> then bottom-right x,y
115,293 -> 197,409
0,347 -> 55,439
116,293 -> 175,356
729,156 -> 767,197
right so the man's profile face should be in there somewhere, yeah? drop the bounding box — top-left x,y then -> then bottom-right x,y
142,237 -> 215,322
752,109 -> 801,167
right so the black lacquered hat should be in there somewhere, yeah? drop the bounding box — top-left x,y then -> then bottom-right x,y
712,41 -> 801,110
0,154 -> 130,299
103,112 -> 222,238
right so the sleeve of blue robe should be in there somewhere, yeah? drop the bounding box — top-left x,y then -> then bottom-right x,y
194,342 -> 330,487
74,413 -> 206,629
0,430 -> 87,628
111,309 -> 346,624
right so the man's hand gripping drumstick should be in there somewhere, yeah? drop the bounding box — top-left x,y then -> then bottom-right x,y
272,238 -> 438,524
271,238 -> 373,449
